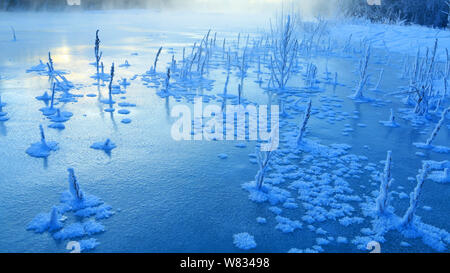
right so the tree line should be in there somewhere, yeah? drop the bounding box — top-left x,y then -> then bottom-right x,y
339,0 -> 449,28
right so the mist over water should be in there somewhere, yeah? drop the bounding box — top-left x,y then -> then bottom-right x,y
63,0 -> 341,18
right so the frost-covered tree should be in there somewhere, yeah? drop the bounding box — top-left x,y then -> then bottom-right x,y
350,46 -> 370,100
269,14 -> 298,90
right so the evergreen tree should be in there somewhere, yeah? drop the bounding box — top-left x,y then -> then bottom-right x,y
339,0 -> 448,28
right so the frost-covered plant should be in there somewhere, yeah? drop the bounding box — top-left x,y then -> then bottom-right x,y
379,108 -> 399,127
376,151 -> 393,215
68,168 -> 84,201
151,46 -> 163,73
170,55 -> 176,71
39,124 -> 47,146
350,46 -> 370,100
270,14 -> 298,89
165,68 -> 171,92
297,100 -> 312,145
108,63 -> 114,100
26,125 -> 59,158
299,17 -> 329,56
255,149 -> 273,190
401,162 -> 430,227
406,40 -> 440,116
333,72 -> 338,88
200,54 -> 208,78
373,68 -> 384,91
101,62 -> 105,77
305,63 -> 317,88
94,30 -> 102,76
238,84 -> 242,105
10,26 -> 16,42
48,207 -> 63,232
187,51 -> 197,79
389,109 -> 395,123
256,55 -> 262,83
279,99 -> 288,118
237,49 -> 247,88
221,56 -> 231,111
236,32 -> 241,50
403,48 -> 421,106
425,107 -> 450,146
196,30 -> 211,72
47,51 -> 55,75
49,83 -> 55,110
222,38 -> 226,58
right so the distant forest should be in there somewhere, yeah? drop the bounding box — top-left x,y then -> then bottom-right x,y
340,0 -> 449,28
0,0 -> 169,10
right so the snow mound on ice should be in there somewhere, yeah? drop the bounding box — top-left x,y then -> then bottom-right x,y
233,232 -> 257,250
53,220 -> 105,240
79,238 -> 100,252
242,181 -> 290,205
26,141 -> 59,158
90,139 -> 117,152
428,169 -> 450,184
275,216 -> 302,233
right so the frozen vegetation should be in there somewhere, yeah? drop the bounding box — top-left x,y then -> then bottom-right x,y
25,125 -> 59,158
27,169 -> 113,252
0,5 -> 449,253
